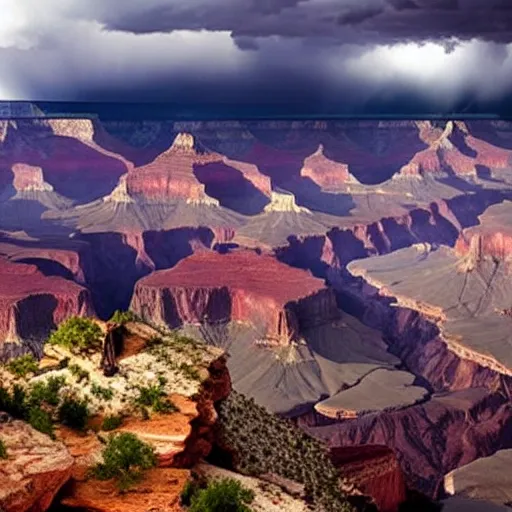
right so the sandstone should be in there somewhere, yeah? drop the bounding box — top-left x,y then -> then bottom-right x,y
126,133 -> 221,204
0,257 -> 94,355
397,121 -> 512,178
331,445 -> 408,512
0,419 -> 73,512
263,189 -> 311,213
131,251 -> 338,345
444,449 -> 512,507
300,144 -> 359,189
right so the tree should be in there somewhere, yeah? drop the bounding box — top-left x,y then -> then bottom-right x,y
91,433 -> 157,491
189,478 -> 255,512
48,317 -> 103,353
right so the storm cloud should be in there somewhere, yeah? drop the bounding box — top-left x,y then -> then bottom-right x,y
0,0 -> 511,116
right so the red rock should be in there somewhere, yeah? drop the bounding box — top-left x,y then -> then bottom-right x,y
331,445 -> 407,512
454,201 -> 512,265
0,233 -> 92,284
398,121 -> 512,178
126,133 -> 220,203
300,144 -> 358,189
305,387 -> 511,499
0,419 -> 74,512
130,251 -> 339,344
11,163 -> 54,193
0,257 -> 94,351
0,120 -> 129,202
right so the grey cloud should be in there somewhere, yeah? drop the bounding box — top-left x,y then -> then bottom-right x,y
90,0 -> 512,45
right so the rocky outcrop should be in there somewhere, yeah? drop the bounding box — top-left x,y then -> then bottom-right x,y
300,144 -> 359,190
0,419 -> 73,512
397,121 -> 512,178
60,468 -> 189,512
444,449 -> 512,507
331,445 -> 407,512
131,251 -> 339,345
264,189 -> 311,214
303,387 -> 512,498
35,321 -> 231,510
4,163 -> 72,211
454,201 -> 512,268
126,133 -> 220,204
12,164 -> 54,193
0,233 -> 92,285
0,257 -> 94,355
398,122 -> 477,177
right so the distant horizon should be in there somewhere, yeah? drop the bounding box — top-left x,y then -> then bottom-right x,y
0,101 -> 507,121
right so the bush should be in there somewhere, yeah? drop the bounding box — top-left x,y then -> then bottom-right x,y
134,383 -> 178,414
216,391 -> 355,512
58,396 -> 89,430
6,354 -> 39,377
102,415 -> 123,431
91,432 -> 157,490
109,310 -> 137,325
189,478 -> 255,512
91,383 -> 114,401
28,376 -> 66,408
68,364 -> 89,382
0,439 -> 7,460
48,317 -> 103,353
28,407 -> 55,439
181,480 -> 201,507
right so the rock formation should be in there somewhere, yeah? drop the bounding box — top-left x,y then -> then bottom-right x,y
444,449 -> 512,507
397,121 -> 512,178
300,144 -> 359,190
0,257 -> 94,355
0,419 -> 74,512
331,445 -> 408,512
264,189 -> 311,213
126,133 -> 220,204
131,251 -> 338,345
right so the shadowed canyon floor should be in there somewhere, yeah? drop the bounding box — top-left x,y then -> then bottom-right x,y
1,118 -> 512,511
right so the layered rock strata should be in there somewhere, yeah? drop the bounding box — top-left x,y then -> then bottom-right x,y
131,251 -> 339,345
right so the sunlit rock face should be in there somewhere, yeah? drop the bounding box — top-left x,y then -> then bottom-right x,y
264,190 -> 311,214
397,121 -> 512,178
131,250 -> 338,345
0,419 -> 73,512
126,133 -> 220,205
300,144 -> 359,190
12,164 -> 54,193
0,257 -> 94,355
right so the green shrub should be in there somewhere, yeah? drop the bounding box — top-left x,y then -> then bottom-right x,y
189,478 -> 255,512
0,439 -> 7,460
180,363 -> 201,381
48,317 -> 103,353
109,310 -> 137,325
181,479 -> 200,507
68,364 -> 89,382
9,385 -> 29,419
216,391 -> 355,512
58,396 -> 89,430
102,415 -> 123,431
91,432 -> 157,490
91,383 -> 114,401
6,354 -> 39,377
28,407 -> 55,439
28,376 -> 66,408
134,383 -> 178,414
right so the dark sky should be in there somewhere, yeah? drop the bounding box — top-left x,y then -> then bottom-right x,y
1,0 -> 512,117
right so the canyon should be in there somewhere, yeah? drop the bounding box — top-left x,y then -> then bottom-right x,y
0,117 -> 512,511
